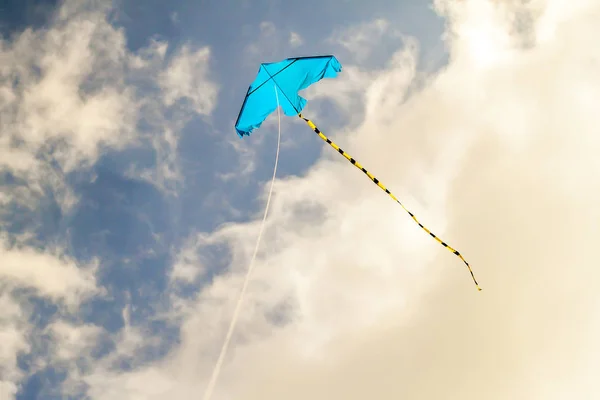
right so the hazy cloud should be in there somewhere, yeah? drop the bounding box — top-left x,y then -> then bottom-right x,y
0,0 -> 219,397
159,44 -> 218,117
4,0 -> 599,399
78,1 -> 600,399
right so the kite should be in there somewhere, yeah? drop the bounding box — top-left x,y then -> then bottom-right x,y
234,55 -> 481,291
235,55 -> 342,137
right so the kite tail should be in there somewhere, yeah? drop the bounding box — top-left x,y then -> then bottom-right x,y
298,113 -> 481,291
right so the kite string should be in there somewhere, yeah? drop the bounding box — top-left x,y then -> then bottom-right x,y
202,85 -> 282,400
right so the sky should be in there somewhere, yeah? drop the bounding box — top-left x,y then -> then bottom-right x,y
1,0 -> 599,399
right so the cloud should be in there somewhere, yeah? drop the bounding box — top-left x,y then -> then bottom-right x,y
289,32 -> 303,48
243,22 -> 279,68
159,44 -> 218,117
304,38 -> 419,127
47,320 -> 102,361
0,0 -> 138,213
259,21 -> 276,36
0,239 -> 101,307
5,0 -> 600,398
3,4 -> 138,172
243,21 -> 304,65
1,1 -> 219,206
0,293 -> 30,399
328,18 -> 404,63
0,0 -> 219,397
169,233 -> 208,285
74,0 -> 600,399
127,40 -> 219,193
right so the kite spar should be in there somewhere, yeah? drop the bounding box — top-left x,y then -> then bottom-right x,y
234,55 -> 481,291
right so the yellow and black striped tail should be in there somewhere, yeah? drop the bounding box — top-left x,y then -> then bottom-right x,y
298,113 -> 481,291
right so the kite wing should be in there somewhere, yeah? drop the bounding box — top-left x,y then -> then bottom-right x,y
235,55 -> 342,137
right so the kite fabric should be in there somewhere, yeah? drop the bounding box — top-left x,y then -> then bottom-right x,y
235,55 -> 342,137
234,55 -> 481,291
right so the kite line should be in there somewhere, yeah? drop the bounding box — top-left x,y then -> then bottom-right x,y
298,113 -> 482,291
202,85 -> 282,400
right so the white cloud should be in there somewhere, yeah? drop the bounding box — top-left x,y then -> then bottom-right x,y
0,246 -> 103,400
47,320 -> 102,361
0,238 -> 101,308
0,0 -> 219,206
243,21 -> 300,64
4,0 -> 600,398
0,0 -> 220,396
0,0 -> 139,214
259,21 -> 276,36
125,122 -> 184,195
328,18 -> 403,63
304,39 -> 419,127
289,32 -> 303,47
75,0 -> 600,399
1,2 -> 137,174
0,293 -> 30,399
134,42 -> 219,192
169,234 -> 208,284
128,38 -> 168,70
159,44 -> 218,116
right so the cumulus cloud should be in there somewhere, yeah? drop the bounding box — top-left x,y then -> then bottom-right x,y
169,233 -> 208,285
0,0 -> 219,397
243,21 -> 278,61
0,0 -> 137,213
5,0 -> 600,399
243,21 -> 305,65
47,320 -> 102,361
159,44 -> 218,116
328,18 -> 404,63
1,2 -> 218,205
0,293 -> 30,399
0,239 -> 100,307
128,40 -> 218,193
75,0 -> 600,399
3,6 -> 138,169
289,32 -> 304,48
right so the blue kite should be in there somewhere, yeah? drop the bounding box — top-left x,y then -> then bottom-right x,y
235,55 -> 342,137
233,55 -> 481,291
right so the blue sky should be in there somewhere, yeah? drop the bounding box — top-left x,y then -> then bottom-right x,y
2,0 -> 600,399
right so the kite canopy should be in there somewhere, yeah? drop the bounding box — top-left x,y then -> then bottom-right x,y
235,55 -> 342,137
